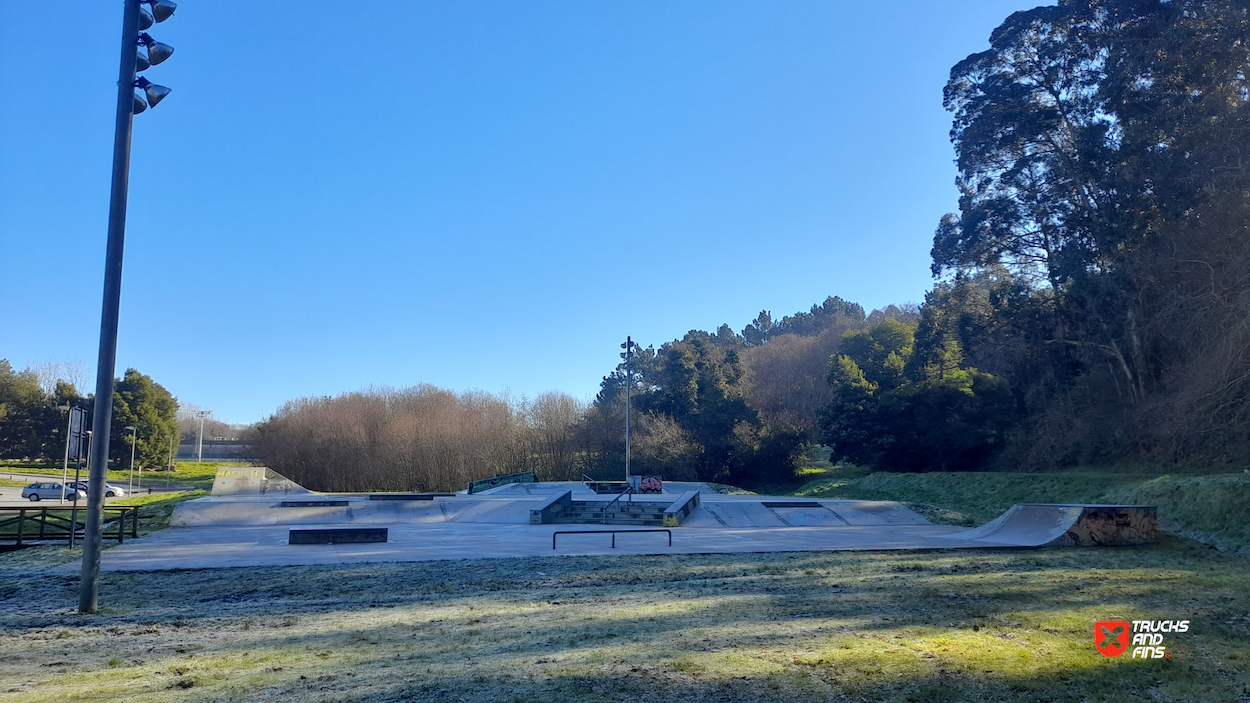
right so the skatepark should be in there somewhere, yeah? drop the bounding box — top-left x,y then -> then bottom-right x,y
84,468 -> 1159,571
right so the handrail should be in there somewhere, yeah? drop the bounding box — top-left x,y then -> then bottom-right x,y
600,485 -> 634,523
552,528 -> 671,550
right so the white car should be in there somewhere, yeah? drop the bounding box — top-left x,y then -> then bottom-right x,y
71,482 -> 127,498
21,482 -> 87,501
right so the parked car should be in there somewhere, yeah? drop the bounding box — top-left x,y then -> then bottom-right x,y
21,482 -> 87,501
70,481 -> 127,498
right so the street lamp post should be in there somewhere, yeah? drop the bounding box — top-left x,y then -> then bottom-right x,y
196,410 -> 209,462
80,0 -> 177,615
58,404 -> 71,505
620,337 -> 639,486
71,430 -> 90,549
125,425 -> 137,495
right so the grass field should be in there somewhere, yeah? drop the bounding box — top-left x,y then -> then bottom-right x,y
0,461 -> 238,491
1,537 -> 1247,702
3,461 -> 1247,701
784,465 -> 1250,556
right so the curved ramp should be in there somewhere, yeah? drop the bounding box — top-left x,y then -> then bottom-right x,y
939,504 -> 1158,547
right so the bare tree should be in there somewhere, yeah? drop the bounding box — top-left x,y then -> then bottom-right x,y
27,360 -> 88,397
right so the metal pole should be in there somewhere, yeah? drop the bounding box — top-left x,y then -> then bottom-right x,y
60,406 -> 72,505
624,336 -> 632,484
81,0 -> 141,615
71,435 -> 87,549
196,410 -> 207,462
127,426 -> 136,495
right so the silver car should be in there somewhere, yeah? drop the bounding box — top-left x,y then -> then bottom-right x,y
21,482 -> 88,501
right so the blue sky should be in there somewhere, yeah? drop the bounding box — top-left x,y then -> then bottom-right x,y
1,1 -> 1042,424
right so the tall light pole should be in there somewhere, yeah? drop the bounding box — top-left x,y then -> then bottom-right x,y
58,404 -> 72,505
166,434 -> 175,487
620,337 -> 639,485
72,430 -> 91,549
125,425 -> 137,495
81,0 -> 177,615
196,410 -> 209,462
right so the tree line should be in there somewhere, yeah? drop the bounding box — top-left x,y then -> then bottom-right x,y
252,386 -> 586,492
250,299 -> 919,490
0,361 -> 178,469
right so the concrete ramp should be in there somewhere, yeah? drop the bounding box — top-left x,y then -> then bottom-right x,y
343,501 -> 455,525
211,467 -> 309,497
940,504 -> 1158,547
448,499 -> 543,524
173,500 -> 351,527
685,499 -> 929,528
693,502 -> 789,527
825,501 -> 931,526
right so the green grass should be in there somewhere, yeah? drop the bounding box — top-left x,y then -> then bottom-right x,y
1,538 -> 1247,702
786,464 -> 1250,554
110,490 -> 209,534
0,461 -> 240,490
1105,475 -> 1250,555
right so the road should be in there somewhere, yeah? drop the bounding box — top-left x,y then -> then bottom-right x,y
0,470 -> 186,508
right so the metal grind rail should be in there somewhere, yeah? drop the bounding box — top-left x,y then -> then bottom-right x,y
552,528 -> 672,550
0,506 -> 140,547
599,485 -> 636,524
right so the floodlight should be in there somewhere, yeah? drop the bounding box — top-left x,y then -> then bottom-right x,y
137,50 -> 150,72
133,93 -> 148,114
135,77 -> 171,108
137,33 -> 174,65
138,8 -> 154,30
147,0 -> 177,22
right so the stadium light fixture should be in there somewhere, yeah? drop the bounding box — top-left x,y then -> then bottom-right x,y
138,33 -> 174,65
147,0 -> 177,22
135,76 -> 172,108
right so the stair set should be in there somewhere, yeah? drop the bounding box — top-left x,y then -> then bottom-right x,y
557,499 -> 670,525
530,489 -> 701,527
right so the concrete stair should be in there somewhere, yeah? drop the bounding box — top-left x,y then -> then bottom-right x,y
553,500 -> 670,526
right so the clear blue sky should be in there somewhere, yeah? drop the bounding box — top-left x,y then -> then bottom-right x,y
1,1 -> 1042,424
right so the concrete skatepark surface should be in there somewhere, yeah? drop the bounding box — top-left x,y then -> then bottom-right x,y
76,470 -> 1158,572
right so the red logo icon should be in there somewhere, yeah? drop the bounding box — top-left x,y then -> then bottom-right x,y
1095,620 -> 1129,657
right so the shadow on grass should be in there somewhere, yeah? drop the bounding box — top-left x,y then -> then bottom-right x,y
2,538 -> 1247,702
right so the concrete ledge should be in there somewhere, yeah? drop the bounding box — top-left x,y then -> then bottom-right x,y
663,491 -> 701,527
586,481 -> 631,494
468,472 -> 538,495
530,490 -> 573,525
279,500 -> 349,507
289,526 -> 388,544
368,494 -> 455,501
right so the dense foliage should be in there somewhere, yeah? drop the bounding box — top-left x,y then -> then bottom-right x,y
0,361 -> 178,468
924,0 -> 1250,468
